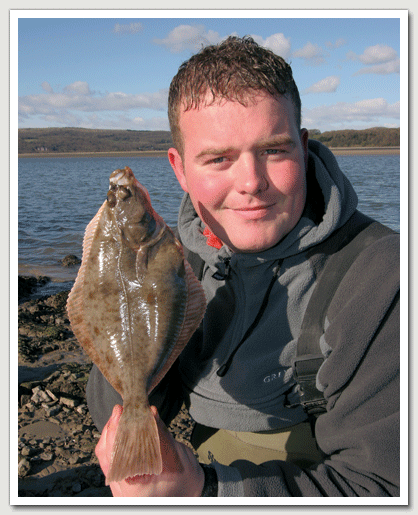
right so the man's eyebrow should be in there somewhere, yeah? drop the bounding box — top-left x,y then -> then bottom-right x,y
195,136 -> 296,160
256,135 -> 295,148
195,146 -> 235,159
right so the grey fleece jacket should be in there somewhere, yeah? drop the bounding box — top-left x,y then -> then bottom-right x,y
86,140 -> 400,496
176,140 -> 359,432
174,140 -> 400,496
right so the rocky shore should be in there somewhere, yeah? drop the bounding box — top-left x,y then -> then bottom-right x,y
17,275 -> 195,498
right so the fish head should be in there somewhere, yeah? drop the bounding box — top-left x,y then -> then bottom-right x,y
107,167 -> 162,248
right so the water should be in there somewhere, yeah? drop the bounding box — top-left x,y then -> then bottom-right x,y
335,154 -> 400,233
18,156 -> 184,287
17,153 -> 400,290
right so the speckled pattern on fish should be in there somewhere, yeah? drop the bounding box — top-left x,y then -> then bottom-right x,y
67,167 -> 206,483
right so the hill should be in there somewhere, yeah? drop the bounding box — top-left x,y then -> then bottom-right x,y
308,127 -> 400,148
18,126 -> 400,155
18,127 -> 173,154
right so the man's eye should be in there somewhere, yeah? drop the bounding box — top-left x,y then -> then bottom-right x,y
265,148 -> 285,155
212,156 -> 226,164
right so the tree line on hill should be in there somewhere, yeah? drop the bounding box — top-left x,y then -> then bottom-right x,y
18,126 -> 400,154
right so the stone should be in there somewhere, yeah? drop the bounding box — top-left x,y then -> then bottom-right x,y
45,389 -> 58,402
20,394 -> 31,407
76,405 -> 87,415
31,389 -> 52,404
72,482 -> 82,493
60,396 -> 78,408
62,255 -> 81,267
44,404 -> 61,417
18,458 -> 31,477
68,454 -> 81,465
39,451 -> 54,461
21,445 -> 34,457
18,275 -> 51,301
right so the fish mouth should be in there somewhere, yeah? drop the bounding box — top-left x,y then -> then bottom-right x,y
110,167 -> 135,187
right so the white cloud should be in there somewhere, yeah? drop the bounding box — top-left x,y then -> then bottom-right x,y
41,81 -> 53,93
113,22 -> 143,35
18,82 -> 169,128
153,25 -> 221,53
302,97 -> 400,130
325,38 -> 346,50
353,58 -> 400,76
155,26 -> 291,58
348,44 -> 398,65
304,76 -> 340,94
292,42 -> 326,65
251,33 -> 291,59
63,81 -> 92,96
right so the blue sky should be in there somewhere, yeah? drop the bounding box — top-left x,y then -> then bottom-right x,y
15,11 -> 405,133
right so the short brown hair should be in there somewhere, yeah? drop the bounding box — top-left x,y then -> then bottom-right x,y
168,35 -> 302,155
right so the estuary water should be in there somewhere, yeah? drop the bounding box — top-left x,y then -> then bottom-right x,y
17,153 -> 400,291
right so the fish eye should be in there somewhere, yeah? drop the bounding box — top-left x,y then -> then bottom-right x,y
107,190 -> 117,207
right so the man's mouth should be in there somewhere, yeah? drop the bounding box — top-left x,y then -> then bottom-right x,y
231,203 -> 275,219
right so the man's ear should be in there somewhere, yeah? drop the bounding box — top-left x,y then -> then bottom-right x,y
300,128 -> 309,169
168,148 -> 188,193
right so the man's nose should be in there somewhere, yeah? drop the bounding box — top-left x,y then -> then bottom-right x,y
235,154 -> 268,195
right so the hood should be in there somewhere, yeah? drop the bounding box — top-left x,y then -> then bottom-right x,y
177,139 -> 358,273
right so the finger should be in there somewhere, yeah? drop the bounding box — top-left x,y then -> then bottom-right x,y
109,404 -> 123,429
96,404 -> 123,474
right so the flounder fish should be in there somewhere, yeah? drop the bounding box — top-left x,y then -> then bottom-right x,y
67,166 -> 206,483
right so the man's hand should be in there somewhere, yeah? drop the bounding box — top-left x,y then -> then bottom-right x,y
95,404 -> 205,497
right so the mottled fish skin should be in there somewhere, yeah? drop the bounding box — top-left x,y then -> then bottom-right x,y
67,166 -> 206,483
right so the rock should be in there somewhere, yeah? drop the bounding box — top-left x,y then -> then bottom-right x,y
45,389 -> 58,402
44,404 -> 61,417
76,404 -> 88,415
18,458 -> 31,477
72,482 -> 82,493
39,451 -> 54,461
18,275 -> 51,301
20,394 -> 31,407
61,255 -> 81,267
17,284 -> 195,496
59,396 -> 79,408
69,454 -> 81,465
44,290 -> 69,310
31,387 -> 52,404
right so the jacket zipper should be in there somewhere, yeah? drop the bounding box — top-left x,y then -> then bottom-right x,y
216,259 -> 284,377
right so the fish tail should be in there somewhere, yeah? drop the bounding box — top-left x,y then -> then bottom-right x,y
106,407 -> 162,484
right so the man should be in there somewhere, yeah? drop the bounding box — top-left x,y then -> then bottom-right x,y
89,36 -> 400,496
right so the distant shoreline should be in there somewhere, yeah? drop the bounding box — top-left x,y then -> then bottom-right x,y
18,150 -> 169,159
18,147 -> 400,159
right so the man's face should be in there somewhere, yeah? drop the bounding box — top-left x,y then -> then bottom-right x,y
168,92 -> 309,253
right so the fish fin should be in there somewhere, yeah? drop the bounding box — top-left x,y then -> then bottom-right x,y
66,202 -> 125,394
148,257 -> 206,393
67,200 -> 107,356
106,407 -> 162,484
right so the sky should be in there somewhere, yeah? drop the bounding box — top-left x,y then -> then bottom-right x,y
14,10 -> 406,133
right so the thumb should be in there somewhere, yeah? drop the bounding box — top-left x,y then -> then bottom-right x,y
150,405 -> 184,473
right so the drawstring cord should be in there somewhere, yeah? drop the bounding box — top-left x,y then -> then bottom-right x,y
216,259 -> 284,377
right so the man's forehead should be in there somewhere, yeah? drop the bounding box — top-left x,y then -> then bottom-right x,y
179,90 -> 291,117
177,92 -> 296,136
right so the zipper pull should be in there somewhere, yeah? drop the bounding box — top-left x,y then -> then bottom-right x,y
212,257 -> 231,280
216,363 -> 229,377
